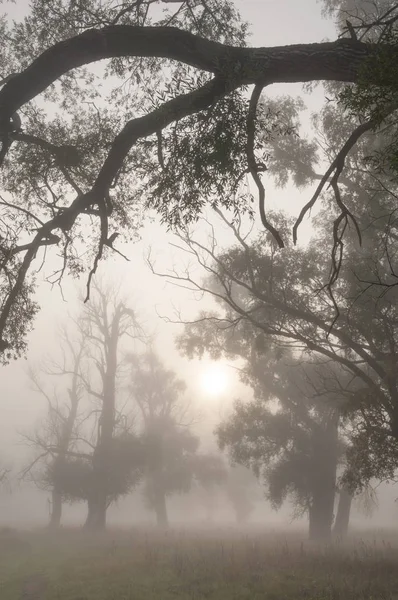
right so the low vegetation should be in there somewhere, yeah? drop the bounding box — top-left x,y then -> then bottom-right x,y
1,527 -> 398,599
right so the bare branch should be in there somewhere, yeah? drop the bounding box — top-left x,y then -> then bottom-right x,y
246,84 -> 284,248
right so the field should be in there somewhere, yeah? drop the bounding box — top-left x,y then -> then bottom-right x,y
1,526 -> 398,599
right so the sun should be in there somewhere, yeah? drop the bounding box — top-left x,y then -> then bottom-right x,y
200,364 -> 229,396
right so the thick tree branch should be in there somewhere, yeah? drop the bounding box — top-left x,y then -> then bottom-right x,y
0,21 -> 395,356
0,26 -> 385,129
0,76 -> 230,348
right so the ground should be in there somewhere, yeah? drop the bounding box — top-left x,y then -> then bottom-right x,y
1,526 -> 398,599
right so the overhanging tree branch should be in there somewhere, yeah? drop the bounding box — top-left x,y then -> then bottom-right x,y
0,28 -> 385,131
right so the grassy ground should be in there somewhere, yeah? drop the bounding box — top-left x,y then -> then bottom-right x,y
1,526 -> 398,599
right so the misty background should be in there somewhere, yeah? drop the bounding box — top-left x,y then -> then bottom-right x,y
0,0 -> 396,533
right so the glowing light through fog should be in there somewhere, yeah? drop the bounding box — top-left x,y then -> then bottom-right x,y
200,365 -> 229,396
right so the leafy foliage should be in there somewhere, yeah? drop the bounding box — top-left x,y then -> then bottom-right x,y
128,350 -> 226,523
217,356 -> 344,518
47,433 -> 144,504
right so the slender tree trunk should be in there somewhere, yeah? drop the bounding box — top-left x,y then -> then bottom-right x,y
333,488 -> 352,538
154,489 -> 169,528
48,378 -> 81,528
85,450 -> 110,531
84,497 -> 96,529
88,312 -> 120,531
48,489 -> 62,529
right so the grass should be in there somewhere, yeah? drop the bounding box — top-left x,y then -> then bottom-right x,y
1,526 -> 398,599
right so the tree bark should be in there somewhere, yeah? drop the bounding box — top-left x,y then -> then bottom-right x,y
333,488 -> 352,538
0,26 -> 386,125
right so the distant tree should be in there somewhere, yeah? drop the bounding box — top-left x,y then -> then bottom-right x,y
0,1 -> 397,360
0,461 -> 11,521
128,350 -> 223,527
189,456 -> 257,525
22,328 -> 86,528
224,465 -> 258,525
24,282 -> 145,530
217,355 -> 348,541
53,430 -> 144,516
0,463 -> 10,491
78,282 -> 144,530
141,417 -> 198,527
189,452 -> 228,523
154,193 -> 398,493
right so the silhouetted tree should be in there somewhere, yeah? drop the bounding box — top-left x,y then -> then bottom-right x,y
79,282 -> 143,530
224,465 -> 258,525
217,356 -> 347,541
52,431 -> 144,517
22,328 -> 86,528
0,463 -> 10,489
129,350 -> 223,526
190,452 -> 228,523
334,488 -> 353,537
159,194 -> 398,494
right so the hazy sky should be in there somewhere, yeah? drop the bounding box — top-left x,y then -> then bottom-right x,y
0,0 -> 336,467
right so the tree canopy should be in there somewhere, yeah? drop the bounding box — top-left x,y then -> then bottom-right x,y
0,0 -> 398,359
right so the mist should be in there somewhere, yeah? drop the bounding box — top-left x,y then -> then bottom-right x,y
1,0 -> 398,598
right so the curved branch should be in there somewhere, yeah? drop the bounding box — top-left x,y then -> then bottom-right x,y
293,118 -> 376,243
293,102 -> 398,244
95,76 -> 229,190
0,76 -> 228,349
246,84 -> 284,248
0,26 -> 383,129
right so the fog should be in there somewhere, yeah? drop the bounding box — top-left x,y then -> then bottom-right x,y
0,0 -> 397,564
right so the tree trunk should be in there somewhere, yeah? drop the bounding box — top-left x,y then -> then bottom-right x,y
308,412 -> 340,542
48,381 -> 80,528
48,489 -> 62,529
84,497 -> 96,529
154,489 -> 169,528
84,450 -> 110,531
87,310 -> 120,531
333,488 -> 352,538
309,487 -> 335,542
84,496 -> 107,530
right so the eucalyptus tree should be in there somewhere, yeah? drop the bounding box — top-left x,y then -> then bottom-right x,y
216,351 -> 350,541
23,284 -> 145,530
164,36 -> 398,485
0,0 -> 397,360
168,202 -> 398,493
79,282 -> 143,529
